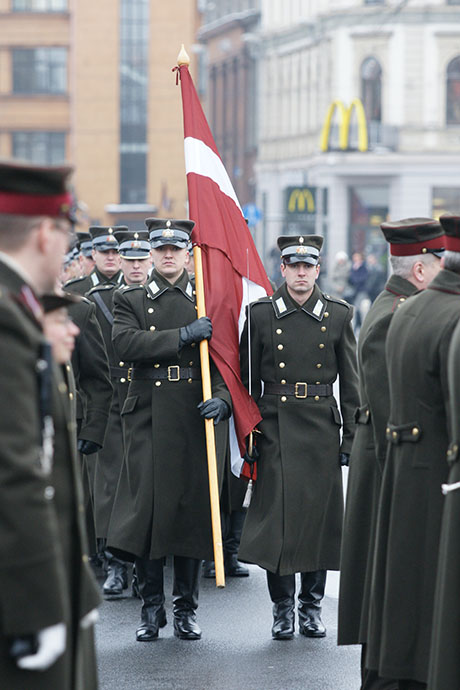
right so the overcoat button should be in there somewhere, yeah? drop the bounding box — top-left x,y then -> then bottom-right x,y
148,308 -> 154,313
319,343 -> 325,349
324,312 -> 329,318
188,378 -> 193,383
412,427 -> 419,436
155,381 -> 161,387
119,361 -> 125,367
281,379 -> 286,384
316,363 -> 322,369
279,362 -> 285,368
315,396 -> 320,401
150,325 -> 156,331
281,396 -> 287,402
276,328 -> 282,335
69,392 -> 74,401
321,326 -> 326,332
278,344 -> 284,350
154,363 -> 160,368
120,378 -> 126,383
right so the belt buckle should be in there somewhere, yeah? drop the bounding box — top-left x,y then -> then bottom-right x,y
168,365 -> 180,382
127,367 -> 132,382
295,382 -> 308,399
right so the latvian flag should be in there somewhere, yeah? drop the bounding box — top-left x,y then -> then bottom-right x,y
177,62 -> 273,476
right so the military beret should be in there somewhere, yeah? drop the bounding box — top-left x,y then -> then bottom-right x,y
89,225 -> 127,251
0,158 -> 74,220
146,218 -> 194,249
115,230 -> 151,259
42,291 -> 81,313
439,214 -> 460,252
380,218 -> 445,257
277,235 -> 323,265
76,231 -> 93,257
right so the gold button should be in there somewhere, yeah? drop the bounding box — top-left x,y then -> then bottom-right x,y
281,379 -> 286,384
316,363 -> 322,369
154,363 -> 160,368
278,344 -> 284,351
315,395 -> 320,401
281,396 -> 287,402
386,427 -> 390,434
319,343 -> 325,349
392,431 -> 397,439
193,290 -> 196,295
400,297 -> 406,302
454,444 -> 459,453
279,362 -> 285,368
191,343 -> 196,348
150,325 -> 156,331
188,378 -> 193,383
366,409 -> 370,416
58,381 -> 67,393
120,377 -> 126,383
148,307 -> 154,313
189,361 -> 193,366
324,312 -> 329,318
316,381 -> 320,385
155,381 -> 161,387
82,554 -> 89,563
66,364 -> 71,372
321,326 -> 326,332
119,361 -> 125,367
69,392 -> 74,400
276,328 -> 282,335
195,306 -> 198,310
421,248 -> 427,254
412,427 -> 419,436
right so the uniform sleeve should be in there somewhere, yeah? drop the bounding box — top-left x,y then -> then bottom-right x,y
240,305 -> 263,403
112,289 -> 181,362
0,300 -> 68,635
76,302 -> 113,446
336,306 -> 359,454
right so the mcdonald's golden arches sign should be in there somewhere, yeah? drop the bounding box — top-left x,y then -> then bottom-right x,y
286,187 -> 316,216
320,99 -> 368,152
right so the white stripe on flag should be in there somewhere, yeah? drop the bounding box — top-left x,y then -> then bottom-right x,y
184,137 -> 242,212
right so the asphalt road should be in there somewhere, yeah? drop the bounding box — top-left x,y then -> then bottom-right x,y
95,563 -> 361,690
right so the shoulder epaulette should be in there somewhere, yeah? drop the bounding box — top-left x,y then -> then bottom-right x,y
87,284 -> 114,294
64,276 -> 86,287
119,284 -> 143,293
323,293 -> 352,308
251,295 -> 273,306
80,296 -> 91,305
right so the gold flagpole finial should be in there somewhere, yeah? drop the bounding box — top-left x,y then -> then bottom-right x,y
177,44 -> 190,67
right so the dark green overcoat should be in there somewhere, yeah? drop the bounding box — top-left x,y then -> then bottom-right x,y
428,316 -> 460,690
238,282 -> 359,575
338,275 -> 417,646
64,267 -> 124,296
107,268 -> 231,562
87,284 -> 130,539
367,268 -> 460,683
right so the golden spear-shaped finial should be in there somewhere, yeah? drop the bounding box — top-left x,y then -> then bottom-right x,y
177,44 -> 190,67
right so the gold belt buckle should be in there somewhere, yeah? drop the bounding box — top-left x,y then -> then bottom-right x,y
295,382 -> 308,399
168,365 -> 180,382
127,367 -> 133,382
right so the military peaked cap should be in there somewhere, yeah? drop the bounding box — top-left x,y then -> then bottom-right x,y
42,291 -> 81,313
0,158 -> 74,220
277,235 -> 323,265
76,231 -> 93,257
89,225 -> 128,251
115,229 -> 151,259
380,218 -> 445,257
146,218 -> 194,249
439,214 -> 460,252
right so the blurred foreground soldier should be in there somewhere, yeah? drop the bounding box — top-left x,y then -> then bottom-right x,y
76,231 -> 95,276
429,228 -> 460,689
366,215 -> 460,689
238,235 -> 359,640
0,159 -> 99,689
338,218 -> 445,690
65,225 -> 125,295
107,218 -> 231,641
88,230 -> 152,597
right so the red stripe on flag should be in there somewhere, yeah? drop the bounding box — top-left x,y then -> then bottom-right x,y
180,65 -> 220,158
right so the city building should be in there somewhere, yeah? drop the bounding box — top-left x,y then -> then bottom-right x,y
0,0 -> 199,228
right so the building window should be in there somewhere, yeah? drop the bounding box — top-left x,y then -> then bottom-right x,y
432,187 -> 460,218
119,0 -> 149,204
12,0 -> 67,10
12,131 -> 66,165
361,57 -> 382,123
12,48 -> 67,94
446,56 -> 460,125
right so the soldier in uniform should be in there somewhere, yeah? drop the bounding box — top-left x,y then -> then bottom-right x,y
65,225 -> 125,295
429,215 -> 460,690
87,230 -> 152,597
337,219 -> 445,690
107,218 -> 232,641
238,234 -> 359,640
0,159 -> 100,689
366,215 -> 460,689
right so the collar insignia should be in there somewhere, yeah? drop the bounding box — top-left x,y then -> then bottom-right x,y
276,297 -> 287,314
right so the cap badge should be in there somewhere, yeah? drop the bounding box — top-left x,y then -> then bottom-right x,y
108,228 -> 113,234
166,220 -> 172,228
296,246 -> 308,254
134,232 -> 139,239
131,241 -> 140,249
107,234 -> 116,242
299,237 -> 304,244
162,228 -> 174,238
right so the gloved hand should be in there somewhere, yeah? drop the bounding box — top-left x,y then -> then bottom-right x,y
197,398 -> 230,425
179,317 -> 212,348
9,622 -> 66,671
77,439 -> 102,455
339,452 -> 350,467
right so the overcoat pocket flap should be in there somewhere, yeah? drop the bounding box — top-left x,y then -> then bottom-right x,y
331,406 -> 342,426
354,405 -> 370,424
121,395 -> 139,415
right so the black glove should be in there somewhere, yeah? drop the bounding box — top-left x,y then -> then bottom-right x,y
179,317 -> 212,348
197,398 -> 230,425
339,452 -> 350,467
77,439 -> 102,455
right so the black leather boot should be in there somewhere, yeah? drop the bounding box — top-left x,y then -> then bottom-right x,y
266,570 -> 295,640
225,553 -> 249,577
298,570 -> 326,638
172,556 -> 201,640
202,560 -> 216,578
131,563 -> 140,599
135,558 -> 167,642
103,552 -> 128,596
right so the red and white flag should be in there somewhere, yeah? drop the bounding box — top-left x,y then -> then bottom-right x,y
176,63 -> 273,475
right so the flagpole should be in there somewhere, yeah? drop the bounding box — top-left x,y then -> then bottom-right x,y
177,45 -> 225,588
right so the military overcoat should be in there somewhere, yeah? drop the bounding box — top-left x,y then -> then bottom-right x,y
107,268 -> 231,562
65,267 -> 123,297
367,268 -> 460,683
428,316 -> 460,690
238,282 -> 359,575
338,274 -> 417,646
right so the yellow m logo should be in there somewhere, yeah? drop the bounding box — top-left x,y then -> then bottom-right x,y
320,99 -> 368,152
287,188 -> 316,214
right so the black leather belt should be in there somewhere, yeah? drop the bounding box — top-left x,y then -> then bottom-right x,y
128,365 -> 200,382
264,382 -> 333,399
110,366 -> 129,379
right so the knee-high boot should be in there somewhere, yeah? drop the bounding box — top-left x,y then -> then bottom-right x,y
135,557 -> 166,641
172,556 -> 201,640
266,570 -> 296,640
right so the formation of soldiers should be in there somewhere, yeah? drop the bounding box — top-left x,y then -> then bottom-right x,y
1,158 -> 460,690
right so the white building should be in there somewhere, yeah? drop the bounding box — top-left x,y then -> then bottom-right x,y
254,0 -> 460,284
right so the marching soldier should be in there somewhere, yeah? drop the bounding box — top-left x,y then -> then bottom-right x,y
238,234 -> 359,640
87,230 -> 152,596
65,225 -> 125,295
366,215 -> 460,689
107,218 -> 231,641
337,219 -> 445,690
0,160 -> 100,689
429,216 -> 460,690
